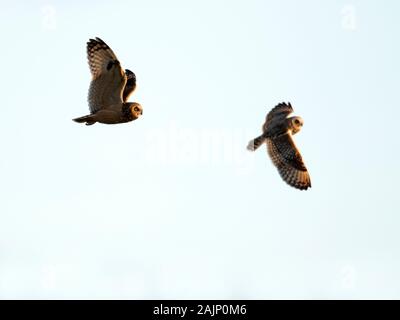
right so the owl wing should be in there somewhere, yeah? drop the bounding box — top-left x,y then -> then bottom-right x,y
266,133 -> 311,190
122,69 -> 137,102
265,102 -> 293,129
87,37 -> 127,114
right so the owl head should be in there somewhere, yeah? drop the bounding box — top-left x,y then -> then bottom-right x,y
289,116 -> 304,134
130,102 -> 143,119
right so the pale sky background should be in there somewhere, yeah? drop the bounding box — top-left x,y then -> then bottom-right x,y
0,0 -> 399,299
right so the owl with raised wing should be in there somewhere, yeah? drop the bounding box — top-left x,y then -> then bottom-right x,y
73,37 -> 142,125
247,102 -> 311,190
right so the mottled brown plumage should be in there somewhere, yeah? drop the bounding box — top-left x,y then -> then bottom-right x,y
247,102 -> 311,190
123,69 -> 136,102
73,37 -> 142,125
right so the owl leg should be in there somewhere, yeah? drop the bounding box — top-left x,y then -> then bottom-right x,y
247,135 -> 266,151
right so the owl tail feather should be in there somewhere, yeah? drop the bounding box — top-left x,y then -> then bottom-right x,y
72,115 -> 96,126
247,135 -> 266,151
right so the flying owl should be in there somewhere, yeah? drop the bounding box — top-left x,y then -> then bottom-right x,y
247,102 -> 311,190
73,37 -> 143,125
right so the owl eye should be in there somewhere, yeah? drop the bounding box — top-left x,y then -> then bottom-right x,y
134,107 -> 140,112
294,119 -> 300,125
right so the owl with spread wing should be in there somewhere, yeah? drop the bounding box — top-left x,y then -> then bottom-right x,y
247,102 -> 311,190
73,37 -> 142,125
